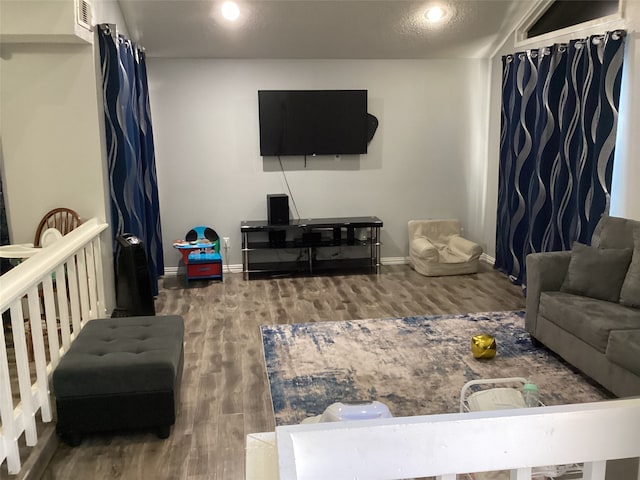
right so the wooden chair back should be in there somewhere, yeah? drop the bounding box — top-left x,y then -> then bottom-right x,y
33,208 -> 82,247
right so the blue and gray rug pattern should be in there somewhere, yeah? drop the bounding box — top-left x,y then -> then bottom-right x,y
261,310 -> 612,426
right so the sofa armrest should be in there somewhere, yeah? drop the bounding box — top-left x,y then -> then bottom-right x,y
525,251 -> 571,336
448,235 -> 482,262
410,237 -> 438,262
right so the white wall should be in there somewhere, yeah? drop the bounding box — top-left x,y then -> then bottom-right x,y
148,58 -> 486,268
0,40 -> 117,308
1,42 -> 106,241
483,1 -> 640,257
0,0 -> 129,310
0,0 -> 128,240
5,1 -> 635,272
612,28 -> 640,220
0,0 -> 91,43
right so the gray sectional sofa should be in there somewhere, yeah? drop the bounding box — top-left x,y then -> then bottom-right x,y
525,215 -> 640,398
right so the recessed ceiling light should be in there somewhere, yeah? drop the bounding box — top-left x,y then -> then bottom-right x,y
425,6 -> 446,23
222,1 -> 240,21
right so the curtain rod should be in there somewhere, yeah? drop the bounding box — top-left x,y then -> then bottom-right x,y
503,29 -> 626,61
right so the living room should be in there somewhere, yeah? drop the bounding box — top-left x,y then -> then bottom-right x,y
1,0 -> 640,478
1,0 -> 638,270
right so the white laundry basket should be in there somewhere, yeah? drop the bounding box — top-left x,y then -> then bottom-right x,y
460,377 -> 583,480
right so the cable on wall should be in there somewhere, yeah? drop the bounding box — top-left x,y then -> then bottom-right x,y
278,156 -> 301,220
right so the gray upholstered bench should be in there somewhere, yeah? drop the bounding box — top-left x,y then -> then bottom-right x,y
52,315 -> 184,445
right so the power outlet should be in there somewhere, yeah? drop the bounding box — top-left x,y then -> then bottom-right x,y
223,237 -> 230,248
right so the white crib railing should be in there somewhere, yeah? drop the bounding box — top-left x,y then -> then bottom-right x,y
272,398 -> 640,480
0,218 -> 109,475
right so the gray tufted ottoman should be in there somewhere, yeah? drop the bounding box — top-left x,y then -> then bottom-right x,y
52,315 -> 184,445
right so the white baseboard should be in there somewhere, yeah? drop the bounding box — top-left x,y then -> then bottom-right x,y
163,266 -> 180,276
163,257 -> 409,276
163,255 -> 493,277
163,264 -> 243,276
380,256 -> 409,265
227,264 -> 244,274
481,253 -> 495,265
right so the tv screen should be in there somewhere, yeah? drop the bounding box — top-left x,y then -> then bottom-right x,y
258,90 -> 368,156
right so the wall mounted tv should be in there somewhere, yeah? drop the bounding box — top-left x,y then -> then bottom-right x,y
258,90 -> 368,156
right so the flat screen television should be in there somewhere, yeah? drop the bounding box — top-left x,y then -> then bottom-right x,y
258,90 -> 368,156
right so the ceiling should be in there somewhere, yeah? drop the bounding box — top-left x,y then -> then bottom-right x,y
117,0 -> 539,59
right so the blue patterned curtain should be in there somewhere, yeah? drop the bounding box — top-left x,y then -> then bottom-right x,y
98,24 -> 164,295
496,30 -> 626,286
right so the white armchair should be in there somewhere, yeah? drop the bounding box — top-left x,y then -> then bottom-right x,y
408,219 -> 483,276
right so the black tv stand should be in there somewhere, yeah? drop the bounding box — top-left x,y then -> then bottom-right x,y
240,216 -> 382,280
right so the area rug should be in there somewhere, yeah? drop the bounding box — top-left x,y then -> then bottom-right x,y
261,310 -> 612,426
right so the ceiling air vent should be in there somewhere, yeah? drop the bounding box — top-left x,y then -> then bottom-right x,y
76,0 -> 93,31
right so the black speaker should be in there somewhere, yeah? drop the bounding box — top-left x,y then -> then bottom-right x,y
113,234 -> 155,317
268,194 -> 289,225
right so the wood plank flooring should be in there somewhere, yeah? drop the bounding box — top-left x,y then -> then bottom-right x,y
41,265 -> 525,480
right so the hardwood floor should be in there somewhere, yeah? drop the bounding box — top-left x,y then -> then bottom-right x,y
42,265 -> 525,480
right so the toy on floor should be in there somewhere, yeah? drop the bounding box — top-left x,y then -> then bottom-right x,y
301,401 -> 393,424
173,226 -> 223,285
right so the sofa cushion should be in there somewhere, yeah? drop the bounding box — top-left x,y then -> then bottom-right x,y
592,215 -> 639,249
560,242 -> 632,303
539,291 -> 640,352
620,229 -> 640,308
607,329 -> 640,376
